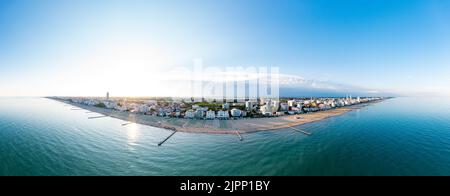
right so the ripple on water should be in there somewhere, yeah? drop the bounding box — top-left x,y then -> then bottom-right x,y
2,97 -> 450,175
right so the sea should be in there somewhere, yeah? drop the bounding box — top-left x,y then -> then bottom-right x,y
1,97 -> 450,176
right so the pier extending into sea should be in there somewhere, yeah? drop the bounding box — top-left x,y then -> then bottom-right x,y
235,131 -> 243,141
288,126 -> 312,136
88,115 -> 108,119
158,130 -> 177,146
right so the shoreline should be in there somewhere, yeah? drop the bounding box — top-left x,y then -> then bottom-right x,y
50,98 -> 384,134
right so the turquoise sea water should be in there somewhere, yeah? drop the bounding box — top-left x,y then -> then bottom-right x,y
1,97 -> 450,176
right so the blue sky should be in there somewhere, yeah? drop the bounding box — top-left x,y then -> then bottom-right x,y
1,0 -> 449,96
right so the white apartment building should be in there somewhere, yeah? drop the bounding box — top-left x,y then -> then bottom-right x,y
287,100 -> 296,107
217,110 -> 229,119
222,103 -> 230,110
206,110 -> 216,119
195,110 -> 205,119
245,101 -> 253,111
185,110 -> 195,118
280,103 -> 289,111
230,108 -> 242,117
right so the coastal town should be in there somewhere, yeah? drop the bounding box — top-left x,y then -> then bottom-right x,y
49,93 -> 384,120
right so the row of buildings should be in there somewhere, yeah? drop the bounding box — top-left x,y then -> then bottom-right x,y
184,108 -> 243,119
54,94 -> 383,120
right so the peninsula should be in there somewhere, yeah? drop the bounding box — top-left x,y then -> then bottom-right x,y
48,95 -> 385,134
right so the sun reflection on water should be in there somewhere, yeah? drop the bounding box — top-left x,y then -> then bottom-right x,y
126,123 -> 139,146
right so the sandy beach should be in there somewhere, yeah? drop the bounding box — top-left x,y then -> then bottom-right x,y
55,99 -> 381,134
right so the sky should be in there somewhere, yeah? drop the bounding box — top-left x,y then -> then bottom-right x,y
0,0 -> 449,97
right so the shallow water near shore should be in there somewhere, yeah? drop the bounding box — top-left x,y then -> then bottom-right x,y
1,97 -> 450,175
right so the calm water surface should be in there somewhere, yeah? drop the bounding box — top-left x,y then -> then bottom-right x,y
1,97 -> 450,175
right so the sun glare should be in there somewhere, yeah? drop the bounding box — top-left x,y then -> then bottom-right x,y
126,123 -> 139,145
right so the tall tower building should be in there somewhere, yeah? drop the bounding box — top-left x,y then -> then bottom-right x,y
106,92 -> 109,100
